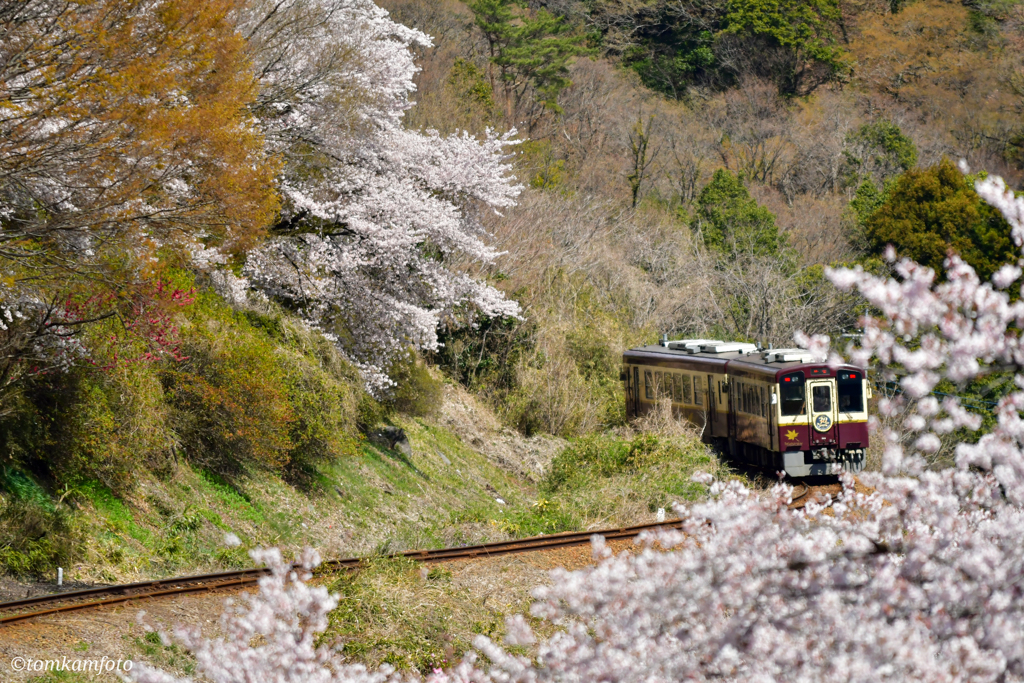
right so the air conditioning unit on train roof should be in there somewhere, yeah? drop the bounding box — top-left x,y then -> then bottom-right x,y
762,348 -> 814,363
699,342 -> 758,354
667,339 -> 722,352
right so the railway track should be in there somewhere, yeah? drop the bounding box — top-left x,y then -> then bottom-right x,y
0,518 -> 685,626
0,483 -> 842,626
788,481 -> 843,510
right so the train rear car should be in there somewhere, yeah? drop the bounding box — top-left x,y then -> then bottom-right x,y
622,339 -> 869,477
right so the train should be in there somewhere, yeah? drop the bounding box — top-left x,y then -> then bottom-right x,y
622,338 -> 869,477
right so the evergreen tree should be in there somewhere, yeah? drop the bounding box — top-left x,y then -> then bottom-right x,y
865,158 -> 1016,282
694,169 -> 787,259
843,119 -> 918,188
468,0 -> 592,128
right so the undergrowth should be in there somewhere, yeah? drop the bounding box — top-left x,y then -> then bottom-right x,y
320,556 -> 537,675
540,432 -> 725,526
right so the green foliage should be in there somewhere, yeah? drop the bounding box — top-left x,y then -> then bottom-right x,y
387,353 -> 443,418
0,365 -> 173,496
851,179 -> 886,226
157,276 -> 362,475
540,432 -> 721,519
518,139 -> 568,190
605,0 -> 849,97
431,312 -> 535,394
0,266 -> 366,501
694,169 -> 788,259
163,318 -> 298,472
0,472 -> 84,578
133,629 -> 196,675
447,58 -> 496,112
323,556 -> 470,675
357,393 -> 389,432
843,120 -> 918,187
865,158 -> 1017,282
546,433 -> 662,491
722,0 -> 850,90
445,57 -> 498,129
468,0 -> 593,117
1008,130 -> 1024,173
623,30 -> 715,100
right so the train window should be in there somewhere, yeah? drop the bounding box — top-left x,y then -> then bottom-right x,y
673,374 -> 682,402
654,372 -> 663,398
645,370 -> 654,400
760,386 -> 766,417
812,385 -> 832,412
779,372 -> 806,416
683,375 -> 692,403
838,372 -> 864,412
693,376 -> 703,406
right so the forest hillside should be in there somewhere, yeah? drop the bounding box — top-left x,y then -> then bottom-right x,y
0,0 -> 1021,586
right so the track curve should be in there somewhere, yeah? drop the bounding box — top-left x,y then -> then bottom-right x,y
1,484 -> 848,626
0,519 -> 685,626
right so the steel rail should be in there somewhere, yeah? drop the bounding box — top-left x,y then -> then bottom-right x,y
788,483 -> 811,508
0,519 -> 685,626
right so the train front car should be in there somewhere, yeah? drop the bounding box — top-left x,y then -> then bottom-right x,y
770,358 -> 869,477
622,340 -> 870,478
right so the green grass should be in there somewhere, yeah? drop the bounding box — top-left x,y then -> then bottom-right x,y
319,556 -> 534,675
26,673 -> 91,683
538,432 -> 725,526
131,630 -> 196,676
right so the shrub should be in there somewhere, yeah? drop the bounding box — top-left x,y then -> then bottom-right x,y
387,352 -> 443,418
0,470 -> 84,578
162,280 -> 365,474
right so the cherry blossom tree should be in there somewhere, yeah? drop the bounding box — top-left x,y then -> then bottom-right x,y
237,0 -> 523,392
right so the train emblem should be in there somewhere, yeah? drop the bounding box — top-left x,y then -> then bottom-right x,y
813,414 -> 833,432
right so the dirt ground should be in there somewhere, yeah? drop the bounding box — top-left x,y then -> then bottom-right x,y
0,540 -> 638,682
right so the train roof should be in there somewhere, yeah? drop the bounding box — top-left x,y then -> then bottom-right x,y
622,342 -> 863,381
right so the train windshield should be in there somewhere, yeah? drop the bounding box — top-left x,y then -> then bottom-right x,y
838,371 -> 864,412
779,372 -> 806,416
812,385 -> 832,412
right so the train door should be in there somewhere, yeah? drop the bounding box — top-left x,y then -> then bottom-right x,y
632,367 -> 641,417
708,374 -> 727,437
807,379 -> 838,447
726,378 -> 737,455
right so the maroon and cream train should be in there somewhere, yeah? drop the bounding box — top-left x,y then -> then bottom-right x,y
622,339 -> 870,477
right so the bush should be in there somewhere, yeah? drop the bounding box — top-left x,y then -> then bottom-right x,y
0,363 -> 174,496
0,470 -> 84,578
431,312 -> 535,394
162,278 -> 365,474
387,352 -> 443,418
545,433 -> 664,491
540,432 -> 722,522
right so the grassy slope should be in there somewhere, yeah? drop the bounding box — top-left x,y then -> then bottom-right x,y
2,404 -> 552,585
22,397 -> 722,586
